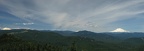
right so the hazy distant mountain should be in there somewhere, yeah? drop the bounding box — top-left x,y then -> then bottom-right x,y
106,32 -> 144,39
54,30 -> 144,42
52,31 -> 74,36
1,29 -> 144,42
70,30 -> 119,42
52,30 -> 144,41
0,30 -> 121,51
0,29 -> 144,51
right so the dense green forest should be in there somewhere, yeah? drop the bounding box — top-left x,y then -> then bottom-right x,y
0,34 -> 64,51
0,30 -> 144,51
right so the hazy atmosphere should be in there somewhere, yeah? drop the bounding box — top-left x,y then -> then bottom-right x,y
0,0 -> 144,32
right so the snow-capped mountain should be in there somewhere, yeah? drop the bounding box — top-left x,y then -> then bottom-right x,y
1,27 -> 11,30
111,28 -> 129,32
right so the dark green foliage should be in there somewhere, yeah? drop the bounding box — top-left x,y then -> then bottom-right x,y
0,34 -> 22,43
70,42 -> 77,51
0,34 -> 63,51
137,45 -> 144,51
0,30 -> 144,51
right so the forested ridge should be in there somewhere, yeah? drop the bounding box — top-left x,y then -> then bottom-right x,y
0,30 -> 144,51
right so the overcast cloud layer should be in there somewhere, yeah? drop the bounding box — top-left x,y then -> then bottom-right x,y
0,0 -> 144,32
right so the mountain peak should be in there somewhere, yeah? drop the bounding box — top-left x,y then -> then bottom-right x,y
1,27 -> 11,30
111,28 -> 129,32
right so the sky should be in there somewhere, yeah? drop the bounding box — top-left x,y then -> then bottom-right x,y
0,0 -> 144,32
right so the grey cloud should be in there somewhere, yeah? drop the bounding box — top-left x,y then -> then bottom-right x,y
0,0 -> 144,32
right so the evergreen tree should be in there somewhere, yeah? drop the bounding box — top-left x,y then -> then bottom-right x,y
70,42 -> 77,51
138,45 -> 144,51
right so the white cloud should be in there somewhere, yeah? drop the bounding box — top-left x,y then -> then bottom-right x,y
16,23 -> 34,25
23,23 -> 34,25
0,0 -> 144,32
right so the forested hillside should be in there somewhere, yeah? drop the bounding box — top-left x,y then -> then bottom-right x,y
0,30 -> 144,51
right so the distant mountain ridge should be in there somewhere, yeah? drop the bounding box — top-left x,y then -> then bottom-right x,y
53,30 -> 144,40
105,32 -> 144,39
1,29 -> 144,42
1,29 -> 144,51
70,30 -> 118,42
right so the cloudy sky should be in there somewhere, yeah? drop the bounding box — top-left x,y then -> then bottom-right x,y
0,0 -> 144,32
